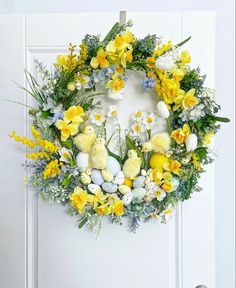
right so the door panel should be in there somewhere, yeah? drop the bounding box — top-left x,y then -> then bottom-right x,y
0,12 -> 215,288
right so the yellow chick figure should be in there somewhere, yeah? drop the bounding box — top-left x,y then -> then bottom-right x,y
73,125 -> 96,153
142,132 -> 171,154
122,149 -> 142,180
89,138 -> 108,170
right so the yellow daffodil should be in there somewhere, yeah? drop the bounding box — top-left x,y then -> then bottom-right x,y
43,159 -> 62,180
170,160 -> 181,175
172,68 -> 185,81
96,204 -> 107,215
152,168 -> 163,184
171,124 -> 190,144
90,48 -> 109,69
182,89 -> 198,109
122,31 -> 134,44
114,200 -> 124,216
55,120 -> 79,141
69,187 -> 88,213
162,180 -> 174,192
163,171 -> 172,181
203,131 -> 214,146
120,50 -> 133,68
180,51 -> 191,64
63,105 -> 85,124
106,74 -> 125,92
171,128 -> 185,144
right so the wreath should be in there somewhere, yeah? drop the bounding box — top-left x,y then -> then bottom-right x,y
10,21 -> 229,233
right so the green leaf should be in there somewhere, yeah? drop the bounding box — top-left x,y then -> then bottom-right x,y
63,139 -> 73,149
106,147 -> 123,164
78,217 -> 88,229
208,115 -> 230,123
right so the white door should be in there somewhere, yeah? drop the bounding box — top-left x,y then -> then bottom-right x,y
0,12 -> 215,288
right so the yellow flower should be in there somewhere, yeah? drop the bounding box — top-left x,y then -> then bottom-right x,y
171,128 -> 185,144
120,50 -> 133,68
55,120 -> 79,141
192,153 -> 202,171
106,74 -> 125,92
152,169 -> 163,184
149,153 -> 169,171
122,31 -> 134,44
171,124 -> 190,144
27,151 -> 50,160
180,51 -> 191,64
203,131 -> 214,146
96,204 -> 107,215
162,180 -> 174,192
170,160 -> 181,175
154,41 -> 173,57
163,171 -> 172,181
69,187 -> 88,214
172,69 -> 185,81
124,178 -> 133,187
182,89 -> 198,109
114,200 -> 124,216
43,159 -> 62,180
55,54 -> 77,70
63,105 -> 85,124
90,48 -> 109,69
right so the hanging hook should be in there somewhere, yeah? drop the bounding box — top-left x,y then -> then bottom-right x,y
119,11 -> 127,25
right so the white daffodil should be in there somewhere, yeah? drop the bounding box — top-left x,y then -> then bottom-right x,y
59,147 -> 72,163
107,89 -> 124,101
154,187 -> 166,201
156,101 -> 170,119
90,111 -> 105,126
107,105 -> 118,119
132,110 -> 144,122
186,133 -> 198,152
155,55 -> 175,71
142,113 -> 155,129
131,122 -> 145,135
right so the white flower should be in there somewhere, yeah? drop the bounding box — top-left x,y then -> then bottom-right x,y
107,105 -> 118,119
155,55 -> 175,71
162,205 -> 174,220
189,104 -> 206,122
132,110 -> 144,122
131,122 -> 145,135
59,147 -> 72,163
186,133 -> 198,152
156,101 -> 170,119
107,89 -> 124,101
142,113 -> 155,129
154,187 -> 166,201
90,111 -> 105,126
76,75 -> 91,90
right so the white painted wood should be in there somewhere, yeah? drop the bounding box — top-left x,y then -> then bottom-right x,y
0,14 -> 26,288
181,12 -> 215,288
0,12 -> 216,288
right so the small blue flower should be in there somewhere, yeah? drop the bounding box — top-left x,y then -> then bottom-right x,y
141,77 -> 156,90
52,111 -> 63,123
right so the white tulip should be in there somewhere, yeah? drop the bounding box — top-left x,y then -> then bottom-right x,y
107,89 -> 124,101
155,55 -> 175,71
156,101 -> 170,119
186,134 -> 198,152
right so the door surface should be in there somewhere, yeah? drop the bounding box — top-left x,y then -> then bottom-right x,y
0,12 -> 215,288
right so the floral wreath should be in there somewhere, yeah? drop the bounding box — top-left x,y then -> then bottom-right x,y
10,21 -> 229,233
